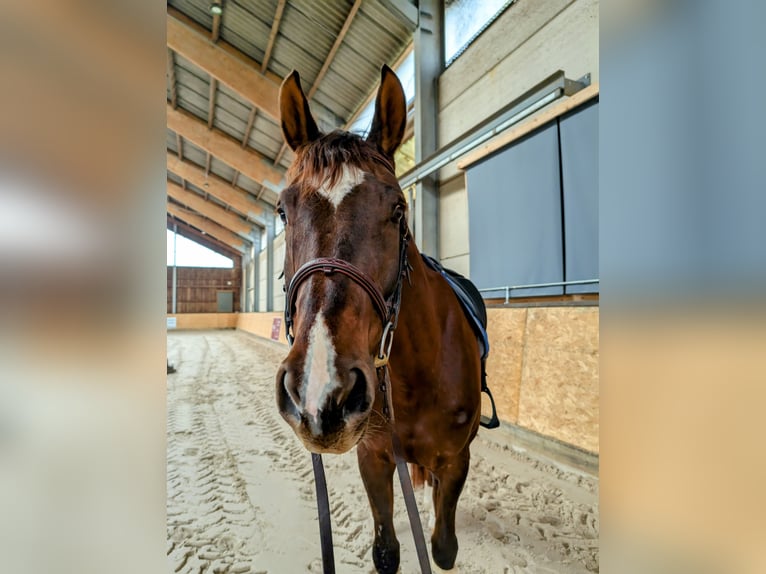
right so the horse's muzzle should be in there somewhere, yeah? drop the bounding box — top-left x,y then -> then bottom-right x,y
276,361 -> 374,454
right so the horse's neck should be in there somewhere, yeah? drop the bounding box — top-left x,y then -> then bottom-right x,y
397,242 -> 439,329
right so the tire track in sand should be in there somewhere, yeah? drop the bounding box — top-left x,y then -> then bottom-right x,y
168,331 -> 598,573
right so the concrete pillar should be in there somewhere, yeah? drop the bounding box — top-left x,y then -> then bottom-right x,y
171,223 -> 178,314
266,213 -> 275,312
413,0 -> 443,258
252,231 -> 261,312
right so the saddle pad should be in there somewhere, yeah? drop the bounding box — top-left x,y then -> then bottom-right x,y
421,254 -> 489,360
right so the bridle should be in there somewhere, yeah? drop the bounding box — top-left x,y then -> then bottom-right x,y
281,216 -> 433,574
283,217 -> 410,370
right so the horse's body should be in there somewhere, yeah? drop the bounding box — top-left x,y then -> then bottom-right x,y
276,66 -> 481,573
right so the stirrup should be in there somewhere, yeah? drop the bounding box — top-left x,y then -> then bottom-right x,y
480,386 -> 500,429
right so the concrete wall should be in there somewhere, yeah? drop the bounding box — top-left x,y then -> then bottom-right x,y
436,0 -> 599,271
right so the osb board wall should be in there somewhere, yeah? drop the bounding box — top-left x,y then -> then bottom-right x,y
168,313 -> 238,329
237,312 -> 286,342
486,306 -> 599,453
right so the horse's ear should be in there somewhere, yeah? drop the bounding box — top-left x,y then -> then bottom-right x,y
367,65 -> 406,159
279,70 -> 320,151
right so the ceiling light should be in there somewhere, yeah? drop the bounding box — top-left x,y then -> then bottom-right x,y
210,2 -> 223,16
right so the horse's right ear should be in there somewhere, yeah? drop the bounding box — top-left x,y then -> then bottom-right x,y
279,70 -> 320,151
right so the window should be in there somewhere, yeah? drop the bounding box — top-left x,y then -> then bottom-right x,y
445,0 -> 513,66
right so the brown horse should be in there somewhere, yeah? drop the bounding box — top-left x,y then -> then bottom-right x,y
275,65 -> 482,573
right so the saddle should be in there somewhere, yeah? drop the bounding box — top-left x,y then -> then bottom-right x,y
421,254 -> 500,429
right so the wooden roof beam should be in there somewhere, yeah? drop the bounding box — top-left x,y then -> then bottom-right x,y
167,202 -> 248,253
168,216 -> 243,261
167,151 -> 269,222
167,180 -> 261,239
167,8 -> 281,122
262,0 -> 286,73
167,103 -> 283,190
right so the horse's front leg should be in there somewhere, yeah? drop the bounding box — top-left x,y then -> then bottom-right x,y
357,440 -> 399,574
431,447 -> 470,570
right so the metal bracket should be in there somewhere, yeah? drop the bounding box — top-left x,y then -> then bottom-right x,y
564,73 -> 592,96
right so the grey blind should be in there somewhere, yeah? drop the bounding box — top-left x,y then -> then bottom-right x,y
560,101 -> 599,293
466,122 -> 564,298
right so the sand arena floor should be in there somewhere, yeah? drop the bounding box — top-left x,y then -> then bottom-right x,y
167,330 -> 598,573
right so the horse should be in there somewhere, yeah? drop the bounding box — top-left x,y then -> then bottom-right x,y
275,65 -> 482,573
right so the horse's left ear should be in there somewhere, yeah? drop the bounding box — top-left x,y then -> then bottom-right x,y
367,65 -> 406,159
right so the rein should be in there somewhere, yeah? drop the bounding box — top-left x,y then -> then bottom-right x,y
282,221 -> 432,574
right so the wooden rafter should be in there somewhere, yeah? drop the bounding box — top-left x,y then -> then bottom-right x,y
167,152 -> 265,220
167,48 -> 178,109
167,104 -> 283,188
207,78 -> 218,129
167,202 -> 248,253
167,180 -> 259,237
167,8 -> 281,121
168,216 -> 242,261
261,0 -> 286,73
273,0 -> 362,167
211,11 -> 222,43
308,0 -> 362,99
241,107 -> 257,148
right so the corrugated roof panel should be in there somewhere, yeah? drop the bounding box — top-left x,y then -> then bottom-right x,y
176,89 -> 208,120
213,108 -> 247,143
169,0 -> 214,30
249,116 -> 284,156
173,53 -> 209,79
167,129 -> 179,151
176,90 -> 209,120
167,172 -> 183,186
270,34 -> 322,85
235,173 -> 259,194
180,140 -> 208,167
209,157 -> 237,183
343,12 -> 404,65
363,0 -> 416,36
219,1 -> 273,64
216,84 -> 253,123
174,65 -> 210,97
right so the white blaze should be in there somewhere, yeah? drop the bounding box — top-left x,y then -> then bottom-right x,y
303,311 -> 338,418
317,165 -> 365,209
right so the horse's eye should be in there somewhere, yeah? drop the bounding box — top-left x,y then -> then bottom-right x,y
277,207 -> 287,225
392,204 -> 404,223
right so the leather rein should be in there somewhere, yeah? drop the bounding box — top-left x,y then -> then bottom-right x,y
282,220 -> 433,574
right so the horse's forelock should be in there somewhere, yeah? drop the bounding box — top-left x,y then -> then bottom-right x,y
287,131 -> 394,197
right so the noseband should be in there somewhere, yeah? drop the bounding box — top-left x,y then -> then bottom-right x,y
283,220 -> 410,368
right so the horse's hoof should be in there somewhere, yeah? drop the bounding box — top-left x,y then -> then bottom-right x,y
373,538 -> 400,574
431,534 -> 458,570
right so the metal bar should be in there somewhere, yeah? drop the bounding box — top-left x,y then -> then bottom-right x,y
398,71 -> 589,189
478,279 -> 599,293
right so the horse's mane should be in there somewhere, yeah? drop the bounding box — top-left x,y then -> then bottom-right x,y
287,131 -> 394,197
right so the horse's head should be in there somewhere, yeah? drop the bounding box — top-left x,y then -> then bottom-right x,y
275,66 -> 408,454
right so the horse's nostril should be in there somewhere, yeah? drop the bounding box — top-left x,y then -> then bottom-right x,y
343,368 -> 370,416
276,365 -> 300,420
